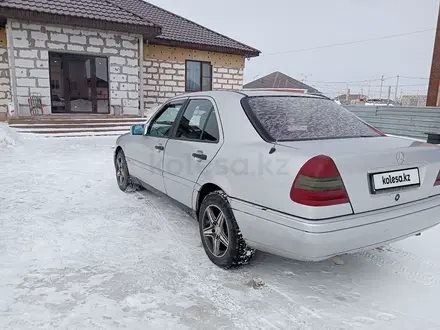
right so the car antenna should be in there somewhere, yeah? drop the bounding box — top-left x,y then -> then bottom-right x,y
269,139 -> 279,154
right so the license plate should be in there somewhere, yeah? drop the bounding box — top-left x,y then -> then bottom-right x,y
371,168 -> 420,192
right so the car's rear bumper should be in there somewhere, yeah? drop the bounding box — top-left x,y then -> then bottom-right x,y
230,195 -> 440,261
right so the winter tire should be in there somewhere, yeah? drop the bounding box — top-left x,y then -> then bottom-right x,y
199,190 -> 255,268
115,150 -> 129,192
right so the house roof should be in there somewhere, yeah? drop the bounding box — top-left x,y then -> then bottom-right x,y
243,72 -> 320,93
0,0 -> 161,37
117,0 -> 260,57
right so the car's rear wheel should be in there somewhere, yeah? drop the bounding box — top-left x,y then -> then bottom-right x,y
199,191 -> 255,268
115,150 -> 129,192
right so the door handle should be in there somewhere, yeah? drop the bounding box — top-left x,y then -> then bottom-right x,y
192,152 -> 207,161
155,145 -> 165,151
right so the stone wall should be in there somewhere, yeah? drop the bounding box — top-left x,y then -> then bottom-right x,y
9,20 -> 140,115
143,58 -> 244,110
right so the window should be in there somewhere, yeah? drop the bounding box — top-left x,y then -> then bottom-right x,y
148,102 -> 184,137
186,60 -> 212,92
175,99 -> 219,142
242,96 -> 381,141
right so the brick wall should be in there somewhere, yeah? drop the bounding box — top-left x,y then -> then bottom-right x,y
9,20 -> 140,115
212,66 -> 243,90
143,58 -> 244,110
143,59 -> 185,107
0,43 -> 11,119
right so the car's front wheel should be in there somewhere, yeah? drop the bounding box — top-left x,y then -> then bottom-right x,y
115,150 -> 129,192
199,191 -> 255,268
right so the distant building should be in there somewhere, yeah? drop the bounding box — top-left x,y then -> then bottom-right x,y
334,94 -> 367,105
243,71 -> 320,94
364,98 -> 396,106
401,95 -> 428,107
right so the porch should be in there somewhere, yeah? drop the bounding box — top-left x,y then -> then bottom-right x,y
8,114 -> 145,137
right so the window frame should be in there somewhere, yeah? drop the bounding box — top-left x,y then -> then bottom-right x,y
146,99 -> 188,139
170,97 -> 221,144
185,60 -> 213,93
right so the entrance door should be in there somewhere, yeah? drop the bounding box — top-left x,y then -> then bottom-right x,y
49,53 -> 109,114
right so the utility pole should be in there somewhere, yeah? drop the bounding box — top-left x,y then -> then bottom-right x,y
345,83 -> 349,104
387,86 -> 392,105
379,75 -> 384,99
427,2 -> 440,106
367,81 -> 371,98
394,75 -> 400,102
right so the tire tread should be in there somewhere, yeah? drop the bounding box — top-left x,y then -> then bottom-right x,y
199,190 -> 255,269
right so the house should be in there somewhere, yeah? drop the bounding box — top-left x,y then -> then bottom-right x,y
243,71 -> 320,94
334,94 -> 368,105
0,0 -> 260,121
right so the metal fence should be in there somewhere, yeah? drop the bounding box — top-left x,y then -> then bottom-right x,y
344,105 -> 440,139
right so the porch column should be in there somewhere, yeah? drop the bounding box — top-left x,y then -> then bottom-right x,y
6,19 -> 18,116
139,35 -> 144,118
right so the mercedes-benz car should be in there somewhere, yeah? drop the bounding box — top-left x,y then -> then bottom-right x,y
114,91 -> 440,268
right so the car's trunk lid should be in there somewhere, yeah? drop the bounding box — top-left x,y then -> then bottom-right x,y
279,137 -> 440,213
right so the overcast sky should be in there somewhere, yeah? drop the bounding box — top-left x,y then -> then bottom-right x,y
149,0 -> 439,98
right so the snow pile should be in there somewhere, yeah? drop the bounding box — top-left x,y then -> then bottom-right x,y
0,123 -> 22,149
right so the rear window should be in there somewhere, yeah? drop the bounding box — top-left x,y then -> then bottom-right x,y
243,96 -> 380,141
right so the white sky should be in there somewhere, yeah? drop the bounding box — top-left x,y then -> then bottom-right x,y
149,0 -> 439,98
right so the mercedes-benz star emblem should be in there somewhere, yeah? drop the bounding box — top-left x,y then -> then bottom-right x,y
396,152 -> 405,164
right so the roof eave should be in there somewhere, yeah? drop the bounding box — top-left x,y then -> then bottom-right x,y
0,7 -> 162,39
149,37 -> 260,57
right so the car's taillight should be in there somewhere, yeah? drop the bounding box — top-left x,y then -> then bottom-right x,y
290,155 -> 350,206
434,171 -> 440,186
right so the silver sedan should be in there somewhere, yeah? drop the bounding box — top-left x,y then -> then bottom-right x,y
115,91 -> 440,268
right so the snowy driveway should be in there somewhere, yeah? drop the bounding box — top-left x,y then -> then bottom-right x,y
1,135 -> 440,329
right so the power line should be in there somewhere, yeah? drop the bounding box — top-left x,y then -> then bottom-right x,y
308,76 -> 397,84
399,76 -> 430,80
315,82 -> 428,88
262,28 -> 435,56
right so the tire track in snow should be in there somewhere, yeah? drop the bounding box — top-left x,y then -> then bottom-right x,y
136,191 -> 344,330
384,246 -> 440,271
355,249 -> 440,287
135,191 -> 287,329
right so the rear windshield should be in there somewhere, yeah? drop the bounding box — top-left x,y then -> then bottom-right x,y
243,96 -> 380,141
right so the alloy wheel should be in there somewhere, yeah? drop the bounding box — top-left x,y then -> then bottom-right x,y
116,156 -> 126,186
202,205 -> 229,257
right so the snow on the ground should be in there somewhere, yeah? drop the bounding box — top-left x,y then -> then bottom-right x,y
0,123 -> 22,149
1,134 -> 440,329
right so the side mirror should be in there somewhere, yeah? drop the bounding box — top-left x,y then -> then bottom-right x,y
131,124 -> 145,136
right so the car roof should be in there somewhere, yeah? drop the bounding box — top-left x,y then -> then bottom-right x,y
171,90 -> 328,100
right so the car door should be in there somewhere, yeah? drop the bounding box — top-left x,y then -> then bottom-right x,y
129,99 -> 186,193
163,98 -> 223,207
